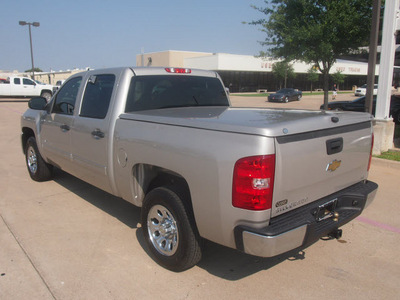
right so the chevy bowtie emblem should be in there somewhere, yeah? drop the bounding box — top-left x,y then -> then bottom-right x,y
326,160 -> 341,172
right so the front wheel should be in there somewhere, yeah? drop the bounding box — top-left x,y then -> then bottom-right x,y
284,96 -> 289,103
394,112 -> 400,125
141,186 -> 202,272
25,137 -> 53,181
40,91 -> 52,102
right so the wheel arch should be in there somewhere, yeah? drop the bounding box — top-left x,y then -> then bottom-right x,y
132,163 -> 193,209
132,163 -> 199,235
21,127 -> 35,154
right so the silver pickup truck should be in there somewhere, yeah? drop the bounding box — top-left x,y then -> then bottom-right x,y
21,67 -> 378,271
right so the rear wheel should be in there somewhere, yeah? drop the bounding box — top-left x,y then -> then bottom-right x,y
141,186 -> 202,272
25,137 -> 53,181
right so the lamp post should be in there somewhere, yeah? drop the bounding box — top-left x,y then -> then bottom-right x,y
19,21 -> 40,80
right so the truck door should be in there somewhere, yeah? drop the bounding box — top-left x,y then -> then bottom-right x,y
40,76 -> 82,172
70,74 -> 116,193
22,78 -> 39,96
10,78 -> 24,96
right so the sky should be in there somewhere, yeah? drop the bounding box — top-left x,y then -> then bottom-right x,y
0,0 -> 268,72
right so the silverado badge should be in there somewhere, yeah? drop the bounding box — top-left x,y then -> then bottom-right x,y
326,159 -> 341,172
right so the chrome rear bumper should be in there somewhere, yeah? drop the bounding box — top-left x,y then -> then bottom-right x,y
234,180 -> 378,257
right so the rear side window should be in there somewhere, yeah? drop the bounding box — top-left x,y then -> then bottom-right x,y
14,78 -> 21,85
53,77 -> 82,115
80,74 -> 115,119
125,75 -> 229,112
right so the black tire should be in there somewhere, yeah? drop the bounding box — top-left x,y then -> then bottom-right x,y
394,112 -> 400,125
284,96 -> 289,103
141,186 -> 202,272
25,136 -> 53,181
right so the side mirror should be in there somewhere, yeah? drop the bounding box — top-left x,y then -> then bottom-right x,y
28,97 -> 47,110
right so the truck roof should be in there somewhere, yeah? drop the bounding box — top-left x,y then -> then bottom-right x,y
74,67 -> 219,78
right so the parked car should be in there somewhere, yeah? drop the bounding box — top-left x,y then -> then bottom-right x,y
0,78 -> 8,83
321,95 -> 400,124
268,88 -> 302,103
354,84 -> 378,96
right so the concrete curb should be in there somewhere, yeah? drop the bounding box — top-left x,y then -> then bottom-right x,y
371,157 -> 400,169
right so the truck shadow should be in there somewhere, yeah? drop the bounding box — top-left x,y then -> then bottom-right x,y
52,168 -> 141,229
53,168 -> 308,280
135,225 -> 308,280
197,242 -> 307,280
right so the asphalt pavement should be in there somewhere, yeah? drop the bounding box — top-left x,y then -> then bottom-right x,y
0,98 -> 399,300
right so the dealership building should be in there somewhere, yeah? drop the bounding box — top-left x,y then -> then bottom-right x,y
136,50 -> 380,93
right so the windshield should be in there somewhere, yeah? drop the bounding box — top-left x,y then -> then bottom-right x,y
277,88 -> 292,93
125,75 -> 229,112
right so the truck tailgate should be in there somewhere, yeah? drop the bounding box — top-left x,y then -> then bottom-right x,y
272,121 -> 372,217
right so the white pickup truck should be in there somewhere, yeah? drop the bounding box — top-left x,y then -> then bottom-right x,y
0,76 -> 53,101
21,67 -> 378,271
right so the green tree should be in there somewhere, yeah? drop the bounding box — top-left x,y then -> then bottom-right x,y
306,67 -> 319,93
250,0 -> 372,109
24,67 -> 43,72
272,60 -> 296,89
331,70 -> 346,90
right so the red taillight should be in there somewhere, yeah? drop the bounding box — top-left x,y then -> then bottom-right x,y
232,155 -> 275,211
368,133 -> 374,171
165,67 -> 191,74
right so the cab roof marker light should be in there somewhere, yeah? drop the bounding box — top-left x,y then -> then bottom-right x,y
165,68 -> 191,74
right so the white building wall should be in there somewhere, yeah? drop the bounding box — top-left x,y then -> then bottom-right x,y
185,53 -> 379,76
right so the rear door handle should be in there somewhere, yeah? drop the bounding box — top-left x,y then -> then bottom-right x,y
60,124 -> 70,132
91,129 -> 105,139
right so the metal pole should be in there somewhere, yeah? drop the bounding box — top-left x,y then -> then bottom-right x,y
365,0 -> 381,114
375,0 -> 400,120
28,23 -> 36,80
19,21 -> 39,80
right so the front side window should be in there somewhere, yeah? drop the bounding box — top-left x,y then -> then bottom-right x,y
23,78 -> 35,85
80,74 -> 115,119
53,77 -> 82,115
125,75 -> 229,112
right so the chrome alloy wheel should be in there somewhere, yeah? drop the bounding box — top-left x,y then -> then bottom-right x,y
147,204 -> 179,256
27,145 -> 38,174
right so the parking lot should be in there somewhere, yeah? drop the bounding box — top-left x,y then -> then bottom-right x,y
1,97 -> 399,300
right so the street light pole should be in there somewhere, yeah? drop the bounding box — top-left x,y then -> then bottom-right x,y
19,21 -> 40,80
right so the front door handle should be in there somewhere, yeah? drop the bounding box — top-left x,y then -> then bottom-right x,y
91,129 -> 105,139
60,124 -> 70,132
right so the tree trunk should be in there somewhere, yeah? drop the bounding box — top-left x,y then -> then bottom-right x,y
323,71 -> 330,110
284,68 -> 287,88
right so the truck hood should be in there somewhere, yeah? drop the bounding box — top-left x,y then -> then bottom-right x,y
120,107 -> 373,138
